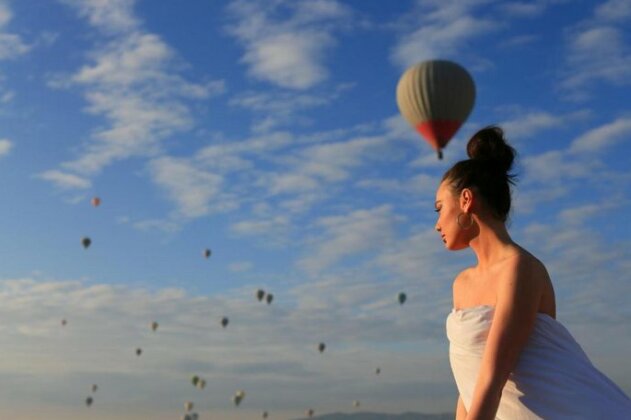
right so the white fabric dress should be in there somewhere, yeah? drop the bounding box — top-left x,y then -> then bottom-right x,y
446,305 -> 631,419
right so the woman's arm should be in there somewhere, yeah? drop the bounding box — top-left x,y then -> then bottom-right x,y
456,395 -> 467,420
465,257 -> 545,420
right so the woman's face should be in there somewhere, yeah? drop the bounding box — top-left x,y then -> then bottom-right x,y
434,181 -> 470,251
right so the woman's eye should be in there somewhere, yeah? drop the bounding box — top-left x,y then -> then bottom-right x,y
434,208 -> 441,213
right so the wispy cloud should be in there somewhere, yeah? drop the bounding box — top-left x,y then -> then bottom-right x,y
0,138 -> 11,157
43,0 -> 224,185
36,170 -> 91,190
561,0 -> 631,96
569,116 -> 631,153
0,1 -> 30,60
226,0 -> 351,89
390,0 -> 498,69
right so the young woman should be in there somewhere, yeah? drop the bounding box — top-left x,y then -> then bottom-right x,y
435,126 -> 631,419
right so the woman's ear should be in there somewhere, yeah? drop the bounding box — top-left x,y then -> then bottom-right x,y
460,188 -> 474,212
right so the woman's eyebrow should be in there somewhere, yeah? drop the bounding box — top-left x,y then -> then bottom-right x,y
434,200 -> 441,206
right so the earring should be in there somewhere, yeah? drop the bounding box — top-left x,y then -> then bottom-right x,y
457,212 -> 473,229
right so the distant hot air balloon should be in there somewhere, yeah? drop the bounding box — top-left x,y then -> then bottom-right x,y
136,348 -> 142,356
221,317 -> 229,328
353,400 -> 360,408
233,390 -> 245,406
262,411 -> 269,418
85,396 -> 93,407
191,376 -> 200,387
375,367 -> 381,375
91,384 -> 98,393
151,321 -> 159,332
184,401 -> 194,412
61,319 -> 67,326
396,60 -> 475,159
203,249 -> 212,259
256,289 -> 265,302
91,197 -> 101,207
318,342 -> 326,353
197,379 -> 206,390
398,292 -> 407,305
306,409 -> 314,417
266,293 -> 274,305
81,237 -> 91,249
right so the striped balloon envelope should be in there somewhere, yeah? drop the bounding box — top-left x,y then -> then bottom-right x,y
396,60 -> 475,159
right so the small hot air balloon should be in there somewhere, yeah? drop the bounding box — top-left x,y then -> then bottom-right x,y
398,292 -> 407,305
136,348 -> 142,356
306,409 -> 314,417
191,376 -> 200,387
197,379 -> 206,390
91,197 -> 101,207
256,289 -> 265,302
318,342 -> 326,353
262,411 -> 269,418
91,384 -> 98,393
353,400 -> 360,408
221,317 -> 229,328
396,60 -> 476,159
151,321 -> 159,332
266,293 -> 274,305
233,390 -> 245,406
375,367 -> 381,375
61,319 -> 67,326
184,401 -> 194,412
203,249 -> 211,259
81,237 -> 91,249
85,396 -> 93,407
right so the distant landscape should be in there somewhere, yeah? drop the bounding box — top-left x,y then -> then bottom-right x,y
292,412 -> 454,420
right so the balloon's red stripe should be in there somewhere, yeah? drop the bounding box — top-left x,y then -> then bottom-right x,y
416,120 -> 463,150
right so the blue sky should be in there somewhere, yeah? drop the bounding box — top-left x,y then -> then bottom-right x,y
0,0 -> 630,419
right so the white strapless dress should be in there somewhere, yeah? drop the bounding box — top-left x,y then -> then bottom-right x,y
446,305 -> 631,419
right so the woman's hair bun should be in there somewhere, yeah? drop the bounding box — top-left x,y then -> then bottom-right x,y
466,125 -> 516,173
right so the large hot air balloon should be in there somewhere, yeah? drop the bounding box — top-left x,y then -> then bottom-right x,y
396,60 -> 475,159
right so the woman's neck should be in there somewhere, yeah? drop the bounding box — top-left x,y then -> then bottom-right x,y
468,219 -> 518,271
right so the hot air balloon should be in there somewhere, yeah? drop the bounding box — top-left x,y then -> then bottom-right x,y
197,379 -> 206,390
262,411 -> 269,418
221,317 -> 229,328
256,289 -> 265,302
203,249 -> 211,259
318,342 -> 326,353
91,197 -> 101,207
136,348 -> 142,356
398,292 -> 407,305
396,60 -> 475,159
375,367 -> 381,375
266,293 -> 274,305
91,384 -> 98,393
85,396 -> 93,407
61,319 -> 67,326
191,375 -> 200,387
184,401 -> 194,412
81,237 -> 91,249
151,321 -> 159,332
353,400 -> 360,408
306,409 -> 314,417
233,390 -> 245,406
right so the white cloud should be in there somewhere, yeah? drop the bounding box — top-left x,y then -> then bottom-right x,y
297,205 -> 403,273
228,261 -> 253,272
226,0 -> 351,89
0,1 -> 30,60
501,110 -> 589,140
569,117 -> 631,153
44,1 -> 224,188
36,170 -> 92,190
148,157 -> 233,219
499,1 -> 548,17
595,0 -> 631,22
0,138 -> 11,157
390,1 -> 498,69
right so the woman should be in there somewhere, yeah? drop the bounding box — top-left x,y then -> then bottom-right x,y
436,126 -> 631,419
